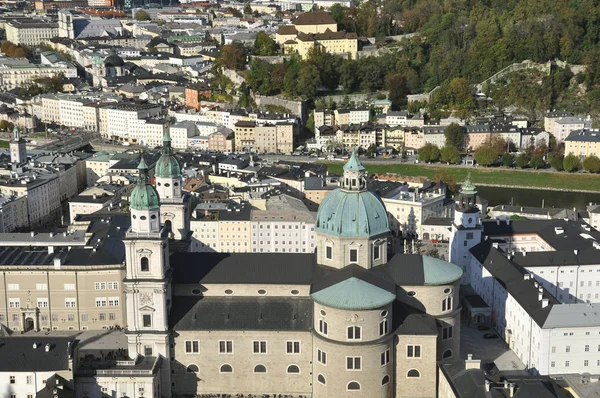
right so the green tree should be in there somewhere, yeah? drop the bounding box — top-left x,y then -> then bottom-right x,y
433,172 -> 457,195
475,146 -> 497,166
366,143 -> 378,157
134,10 -> 150,21
296,64 -> 321,99
501,153 -> 514,167
444,123 -> 465,150
339,60 -> 358,93
583,155 -> 600,173
221,42 -> 246,70
385,73 -> 408,110
253,31 -> 278,56
550,155 -> 564,171
418,143 -> 440,163
243,3 -> 252,14
529,155 -> 545,169
516,153 -> 531,168
440,145 -> 460,164
563,154 -> 580,172
0,120 -> 9,131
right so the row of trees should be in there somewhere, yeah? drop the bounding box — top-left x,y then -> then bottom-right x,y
0,41 -> 30,58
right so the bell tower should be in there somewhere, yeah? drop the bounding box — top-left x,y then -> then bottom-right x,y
123,157 -> 172,398
155,130 -> 190,242
449,174 -> 482,283
10,126 -> 26,166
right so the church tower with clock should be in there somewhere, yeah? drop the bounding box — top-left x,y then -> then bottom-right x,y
123,157 -> 172,398
449,175 -> 482,284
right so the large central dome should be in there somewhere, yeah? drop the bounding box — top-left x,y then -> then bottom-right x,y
315,152 -> 389,238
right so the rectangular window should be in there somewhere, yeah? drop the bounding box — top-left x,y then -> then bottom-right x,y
319,319 -> 328,335
286,341 -> 301,354
9,376 -> 15,384
26,376 -> 32,384
95,297 -> 107,307
8,298 -> 19,308
143,314 -> 152,327
346,356 -> 361,370
443,326 -> 454,340
108,297 -> 119,306
7,284 -> 19,290
317,349 -> 327,365
380,349 -> 390,366
585,360 -> 589,366
36,283 -> 47,290
219,340 -> 233,353
253,340 -> 267,354
64,283 -> 75,290
407,345 -> 422,358
185,340 -> 199,353
350,249 -> 358,263
374,244 -> 381,260
65,298 -> 76,308
379,319 -> 388,336
585,345 -> 590,352
566,345 -> 571,353
326,246 -> 332,259
442,297 -> 453,312
37,298 -> 48,308
144,346 -> 152,356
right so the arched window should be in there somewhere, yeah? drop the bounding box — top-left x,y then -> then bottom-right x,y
287,365 -> 300,374
347,325 -> 361,340
254,364 -> 266,373
382,375 -> 390,385
442,296 -> 453,312
407,369 -> 420,378
219,364 -> 232,373
140,257 -> 149,272
347,381 -> 361,391
443,349 -> 453,359
317,374 -> 326,385
186,364 -> 199,373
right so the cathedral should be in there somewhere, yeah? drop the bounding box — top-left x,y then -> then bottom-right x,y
124,132 -> 464,397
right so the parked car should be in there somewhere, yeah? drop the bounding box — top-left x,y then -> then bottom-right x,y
477,325 -> 490,331
483,333 -> 498,339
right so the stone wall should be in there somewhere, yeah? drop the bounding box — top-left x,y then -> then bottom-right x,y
254,94 -> 307,121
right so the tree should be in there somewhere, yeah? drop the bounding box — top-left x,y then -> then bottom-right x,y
221,42 -> 246,71
385,73 -> 408,110
444,123 -> 465,150
440,145 -> 460,164
529,155 -> 545,169
433,172 -> 457,195
488,135 -> 507,157
134,10 -> 150,21
583,155 -> 600,173
501,153 -> 514,167
296,64 -> 321,99
475,146 -> 497,166
418,143 -> 440,163
366,143 -> 377,157
563,154 -> 580,172
550,155 -> 564,171
243,3 -> 252,14
253,31 -> 278,56
0,120 -> 9,131
516,153 -> 530,168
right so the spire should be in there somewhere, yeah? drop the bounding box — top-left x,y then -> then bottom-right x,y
137,156 -> 149,185
12,125 -> 20,141
343,149 -> 365,172
162,130 -> 173,156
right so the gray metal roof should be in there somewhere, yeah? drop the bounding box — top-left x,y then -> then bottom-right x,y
543,303 -> 600,328
0,336 -> 76,371
170,296 -> 312,331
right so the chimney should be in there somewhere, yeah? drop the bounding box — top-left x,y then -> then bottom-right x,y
45,343 -> 50,352
504,380 -> 509,389
509,382 -> 516,397
485,380 -> 491,392
574,249 -> 579,255
465,354 -> 481,370
524,273 -> 531,280
506,219 -> 510,225
33,343 -> 37,349
30,231 -> 36,237
54,258 -> 61,268
496,219 -> 500,225
48,246 -> 54,254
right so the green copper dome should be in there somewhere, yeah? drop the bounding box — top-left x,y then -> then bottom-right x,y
155,130 -> 182,178
422,255 -> 463,285
311,277 -> 396,310
316,189 -> 389,237
130,157 -> 160,210
343,150 -> 366,172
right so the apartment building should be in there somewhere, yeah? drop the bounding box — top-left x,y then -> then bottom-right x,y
565,129 -> 600,158
234,121 -> 294,154
5,19 -> 58,46
545,113 -> 592,142
104,103 -> 163,145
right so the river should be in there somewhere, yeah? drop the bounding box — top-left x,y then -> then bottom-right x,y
476,185 -> 600,210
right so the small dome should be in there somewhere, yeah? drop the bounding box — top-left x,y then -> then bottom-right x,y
104,53 -> 124,67
130,158 -> 160,210
421,255 -> 463,285
155,130 -> 182,178
311,277 -> 396,310
315,189 -> 389,238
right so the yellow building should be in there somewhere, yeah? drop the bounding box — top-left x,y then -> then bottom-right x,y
565,129 -> 600,158
276,11 -> 358,60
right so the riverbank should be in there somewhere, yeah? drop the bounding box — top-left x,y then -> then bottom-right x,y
321,162 -> 600,192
